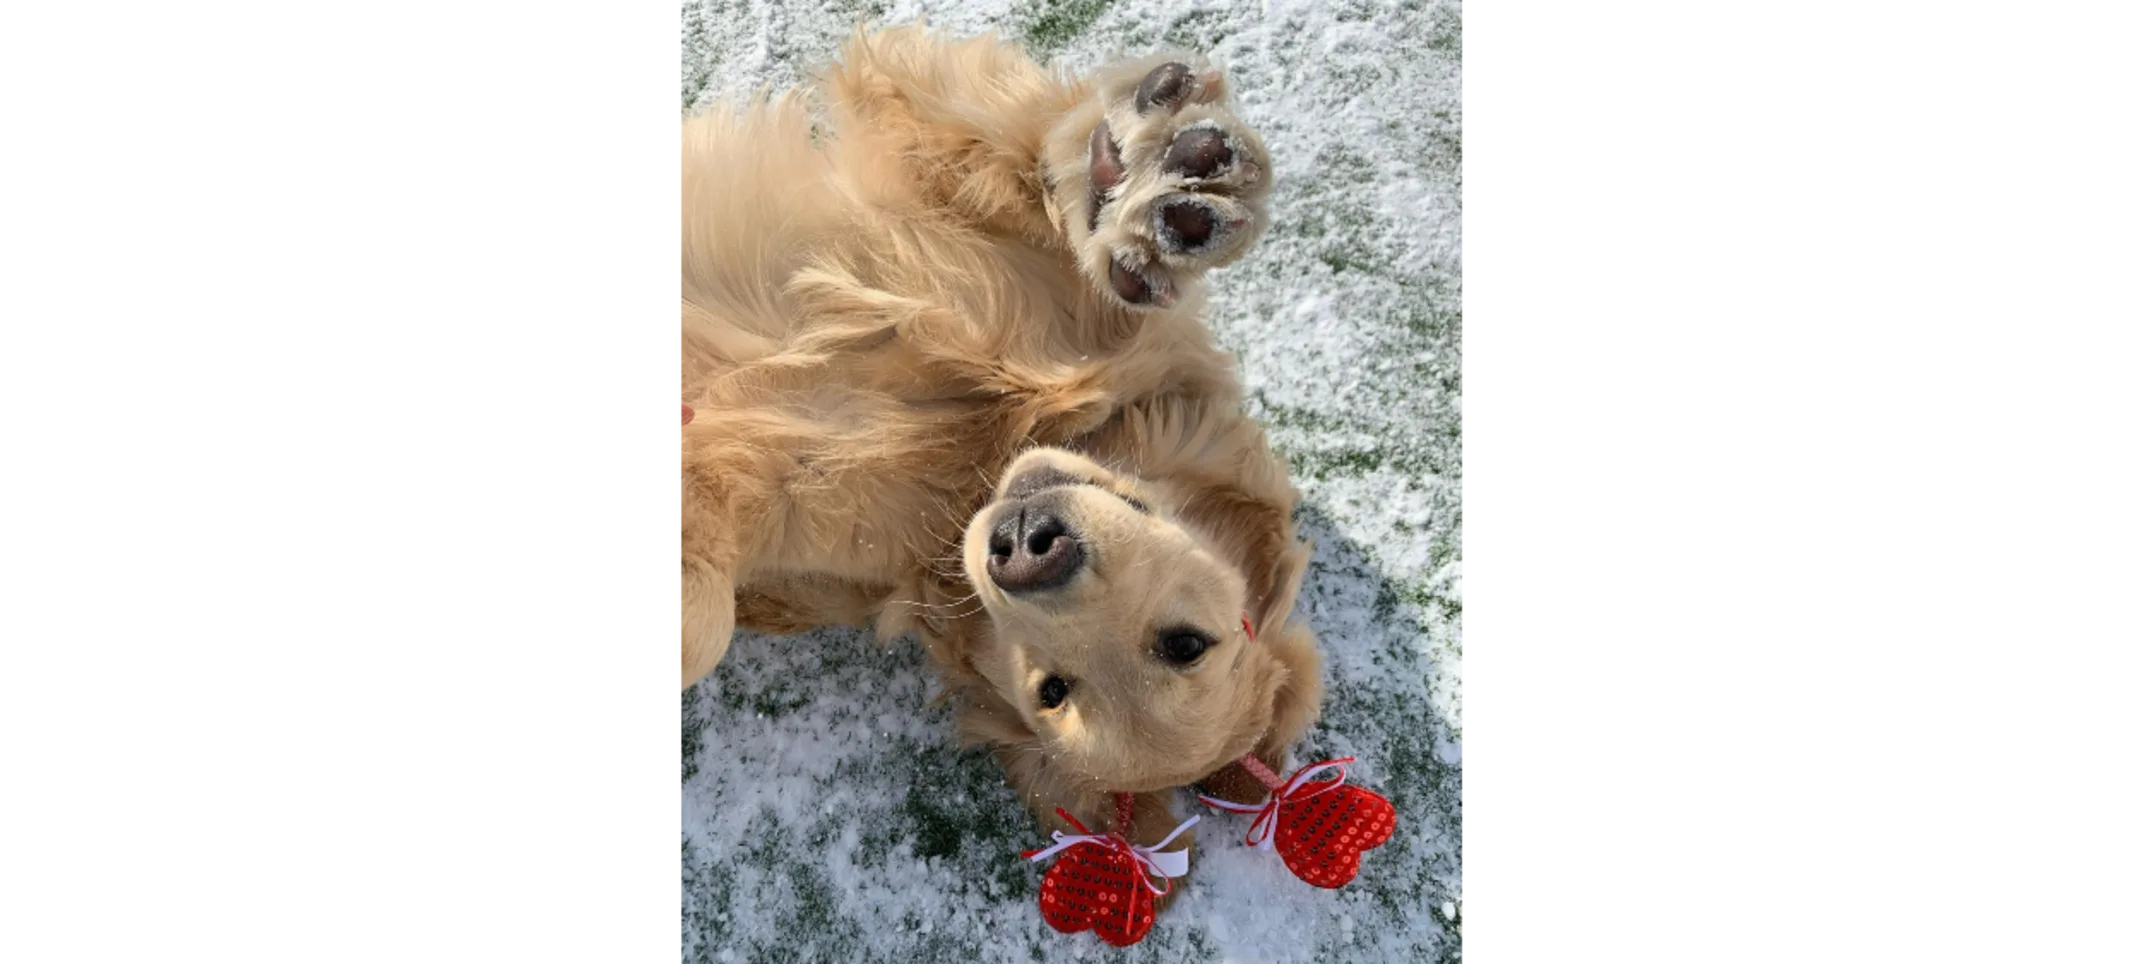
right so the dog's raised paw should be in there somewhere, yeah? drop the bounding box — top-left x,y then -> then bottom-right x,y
1048,56 -> 1273,310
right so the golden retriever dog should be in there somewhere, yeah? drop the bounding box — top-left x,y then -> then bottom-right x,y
682,25 -> 1321,896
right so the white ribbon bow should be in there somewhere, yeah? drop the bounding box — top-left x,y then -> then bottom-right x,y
1195,757 -> 1353,851
1024,814 -> 1201,894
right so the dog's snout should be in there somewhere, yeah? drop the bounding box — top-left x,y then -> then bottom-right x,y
1001,465 -> 1083,501
986,508 -> 1084,594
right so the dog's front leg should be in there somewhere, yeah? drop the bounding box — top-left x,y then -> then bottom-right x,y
681,558 -> 734,690
680,425 -> 757,690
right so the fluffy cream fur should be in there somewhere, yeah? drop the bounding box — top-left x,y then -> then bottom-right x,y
682,26 -> 1318,893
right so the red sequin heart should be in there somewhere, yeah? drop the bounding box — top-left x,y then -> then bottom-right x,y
1273,784 -> 1397,888
1037,841 -> 1155,947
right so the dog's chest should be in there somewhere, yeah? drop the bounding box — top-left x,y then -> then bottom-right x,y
748,384 -> 1000,581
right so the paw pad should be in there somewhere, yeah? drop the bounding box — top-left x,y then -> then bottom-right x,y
1053,54 -> 1272,311
1161,126 -> 1232,180
1154,196 -> 1238,255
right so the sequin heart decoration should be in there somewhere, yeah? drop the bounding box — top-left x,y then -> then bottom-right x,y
1197,756 -> 1400,888
1272,782 -> 1397,888
1021,802 -> 1196,948
1037,840 -> 1156,946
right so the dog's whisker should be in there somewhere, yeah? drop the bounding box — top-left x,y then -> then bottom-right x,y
920,565 -> 974,584
884,595 -> 980,614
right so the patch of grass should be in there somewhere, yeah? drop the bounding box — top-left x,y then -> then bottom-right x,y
683,691 -> 705,782
1019,0 -> 1119,57
1159,9 -> 1232,50
681,837 -> 737,960
777,858 -> 852,956
1426,2 -> 1463,60
902,783 -> 966,861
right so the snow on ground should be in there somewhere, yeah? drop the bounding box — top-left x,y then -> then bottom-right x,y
682,2 -> 1462,960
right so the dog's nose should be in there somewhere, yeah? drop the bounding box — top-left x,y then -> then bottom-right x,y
986,509 -> 1084,594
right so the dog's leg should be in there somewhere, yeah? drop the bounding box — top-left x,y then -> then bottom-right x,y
681,423 -> 765,690
1041,56 -> 1276,311
817,26 -> 1076,241
681,559 -> 734,689
1122,789 -> 1196,912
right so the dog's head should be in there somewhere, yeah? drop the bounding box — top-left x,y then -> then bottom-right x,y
958,447 -> 1322,794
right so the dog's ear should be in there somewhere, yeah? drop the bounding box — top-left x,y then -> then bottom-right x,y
1248,541 -> 1311,639
1195,617 -> 1323,803
1251,618 -> 1324,763
1196,543 -> 1325,802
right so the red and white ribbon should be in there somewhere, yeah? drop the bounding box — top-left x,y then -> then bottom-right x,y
1021,808 -> 1200,895
1195,756 -> 1356,851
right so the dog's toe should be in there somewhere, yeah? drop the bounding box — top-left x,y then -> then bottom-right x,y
1108,257 -> 1174,308
1088,121 -> 1126,230
1135,62 -> 1196,114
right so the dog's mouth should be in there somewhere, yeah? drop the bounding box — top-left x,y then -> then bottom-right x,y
999,466 -> 1150,514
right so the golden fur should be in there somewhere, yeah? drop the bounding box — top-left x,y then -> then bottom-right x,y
682,26 -> 1320,886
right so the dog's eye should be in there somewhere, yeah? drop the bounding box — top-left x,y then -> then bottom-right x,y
1156,630 -> 1213,665
1119,494 -> 1150,514
1038,675 -> 1071,709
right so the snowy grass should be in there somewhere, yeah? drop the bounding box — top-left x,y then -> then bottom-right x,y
682,1 -> 1461,960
